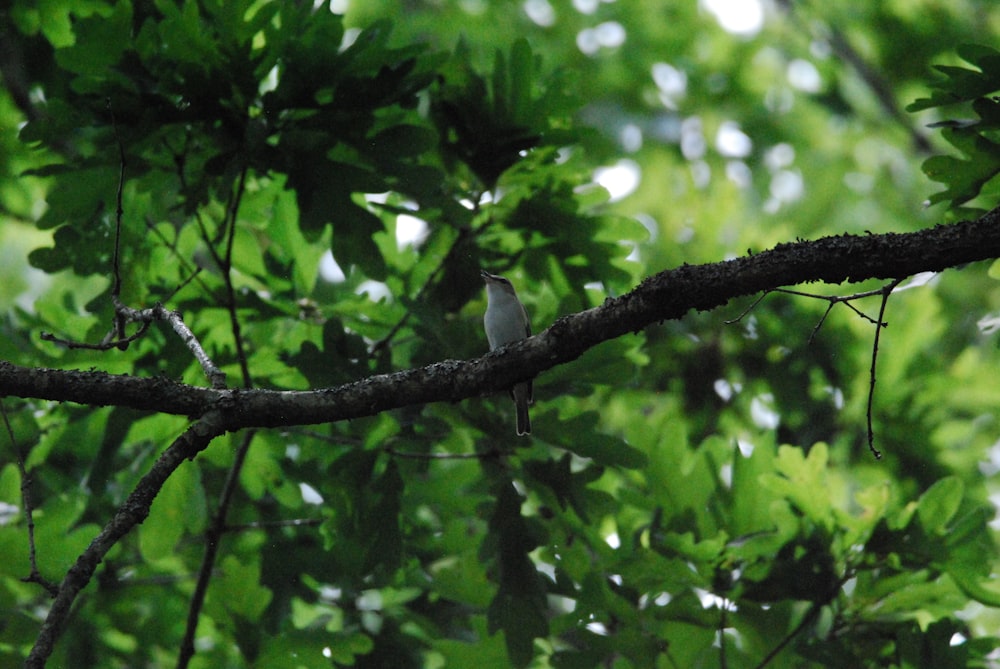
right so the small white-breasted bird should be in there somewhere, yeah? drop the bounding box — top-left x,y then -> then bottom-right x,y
481,269 -> 533,436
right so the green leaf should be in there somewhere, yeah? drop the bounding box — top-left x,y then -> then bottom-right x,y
508,38 -> 535,122
53,1 -> 132,76
362,460 -> 404,574
487,593 -> 547,666
434,617 -> 511,669
256,629 -> 345,669
523,453 -> 604,522
916,476 -> 963,535
428,552 -> 494,607
325,631 -> 375,664
949,567 -> 1000,608
369,124 -> 438,160
140,463 -> 205,563
334,201 -> 388,279
239,437 -> 288,502
908,44 -> 1000,111
215,554 -> 273,621
431,38 -> 567,187
922,145 -> 1000,206
33,497 -> 101,581
550,649 -> 606,669
761,444 -> 834,529
552,412 -> 648,469
729,437 -> 778,535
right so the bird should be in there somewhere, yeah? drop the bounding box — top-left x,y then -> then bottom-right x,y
480,269 -> 533,436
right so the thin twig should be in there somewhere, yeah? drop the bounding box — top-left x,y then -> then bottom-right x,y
41,321 -> 151,351
808,301 -> 837,344
730,286 -> 889,331
222,518 -> 323,533
3,401 -> 59,596
865,279 -> 902,460
825,26 -> 932,154
107,99 -> 130,350
177,429 -> 256,669
168,132 -> 227,272
724,291 -> 770,325
727,281 -> 902,460
222,165 -> 253,386
751,600 -> 826,669
281,427 -> 361,445
140,214 -> 215,302
775,1 -> 931,154
719,601 -> 728,669
280,428 -> 499,460
385,445 -> 502,460
178,163 -> 254,669
42,105 -> 227,387
369,225 -> 472,356
162,265 -> 208,304
43,303 -> 226,388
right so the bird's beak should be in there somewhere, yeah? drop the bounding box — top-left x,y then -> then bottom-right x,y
480,269 -> 494,282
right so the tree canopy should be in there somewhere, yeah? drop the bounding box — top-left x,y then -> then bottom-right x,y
4,1 -> 1000,667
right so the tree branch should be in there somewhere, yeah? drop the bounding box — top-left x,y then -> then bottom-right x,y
12,208 -> 1000,667
24,413 -> 229,668
177,430 -> 256,669
3,401 -> 59,596
3,209 -> 1000,430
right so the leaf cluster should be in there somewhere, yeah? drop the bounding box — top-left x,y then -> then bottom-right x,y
909,44 -> 1000,214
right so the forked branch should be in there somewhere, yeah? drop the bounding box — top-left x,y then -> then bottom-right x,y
38,103 -> 227,389
727,280 -> 907,458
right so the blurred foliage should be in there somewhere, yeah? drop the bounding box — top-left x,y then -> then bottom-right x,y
2,0 -> 1000,667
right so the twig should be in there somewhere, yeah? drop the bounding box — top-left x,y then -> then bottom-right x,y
779,287 -> 887,342
41,104 -> 228,388
177,429 -> 256,669
221,165 -> 253,386
369,225 -> 473,356
140,215 -> 215,302
178,163 -> 254,669
865,279 -> 902,460
825,27 -> 932,154
751,599 -> 826,669
280,427 -> 363,447
41,321 -> 151,351
774,1 -> 931,154
719,601 -> 728,669
222,517 -> 323,533
385,445 -> 502,460
724,291 -> 770,325
729,286 -> 889,342
279,427 -> 500,460
107,98 -> 129,350
3,401 -> 59,596
727,281 -> 903,459
368,190 -> 493,358
43,303 -> 227,388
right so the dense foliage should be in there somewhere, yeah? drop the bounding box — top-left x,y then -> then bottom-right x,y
4,1 -> 1000,667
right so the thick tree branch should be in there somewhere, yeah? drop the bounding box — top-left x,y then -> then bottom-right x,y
3,209 -> 1000,429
